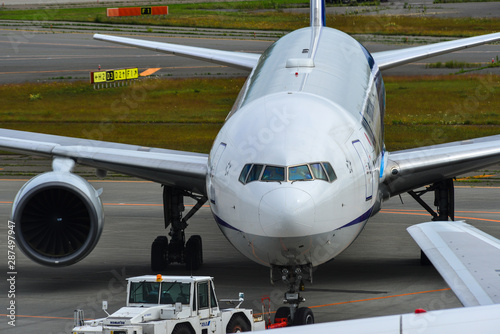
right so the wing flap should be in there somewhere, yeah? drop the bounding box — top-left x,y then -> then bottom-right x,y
408,221 -> 500,307
373,32 -> 500,70
93,33 -> 261,70
0,129 -> 208,194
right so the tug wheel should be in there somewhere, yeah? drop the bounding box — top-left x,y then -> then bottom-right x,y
226,314 -> 250,332
172,323 -> 193,334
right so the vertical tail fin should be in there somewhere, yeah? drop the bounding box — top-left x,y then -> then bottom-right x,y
310,0 -> 326,27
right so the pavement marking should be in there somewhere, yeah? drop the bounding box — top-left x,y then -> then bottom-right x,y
0,313 -> 74,320
0,200 -> 210,208
456,174 -> 496,181
254,288 -> 452,316
3,288 -> 452,320
308,288 -> 452,310
140,68 -> 161,76
0,179 -> 154,182
0,64 -> 227,76
381,209 -> 500,223
382,208 -> 500,214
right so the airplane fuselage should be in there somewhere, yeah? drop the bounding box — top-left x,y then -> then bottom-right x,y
207,26 -> 386,268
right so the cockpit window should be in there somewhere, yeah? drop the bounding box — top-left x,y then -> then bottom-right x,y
288,165 -> 313,181
238,164 -> 252,183
310,163 -> 327,180
246,164 -> 263,183
322,162 -> 337,182
239,162 -> 336,184
262,166 -> 285,182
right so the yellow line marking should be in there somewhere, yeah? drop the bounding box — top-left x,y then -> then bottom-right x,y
456,174 -> 496,181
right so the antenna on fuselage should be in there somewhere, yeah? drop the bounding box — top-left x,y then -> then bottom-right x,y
310,0 -> 326,27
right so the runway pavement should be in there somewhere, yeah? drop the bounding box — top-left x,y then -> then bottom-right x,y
0,27 -> 269,83
1,20 -> 500,84
0,177 -> 499,333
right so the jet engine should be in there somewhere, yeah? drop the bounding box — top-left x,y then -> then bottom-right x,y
11,171 -> 104,267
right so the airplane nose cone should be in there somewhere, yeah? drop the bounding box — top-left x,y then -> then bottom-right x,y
259,188 -> 316,237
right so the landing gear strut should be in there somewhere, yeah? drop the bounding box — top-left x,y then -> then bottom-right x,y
408,179 -> 454,222
271,265 -> 314,326
408,179 -> 454,265
151,186 -> 207,271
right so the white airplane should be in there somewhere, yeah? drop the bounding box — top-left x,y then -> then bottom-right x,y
2,0 -> 500,324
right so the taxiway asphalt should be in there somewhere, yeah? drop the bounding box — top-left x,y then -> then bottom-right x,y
0,178 -> 499,333
1,22 -> 500,84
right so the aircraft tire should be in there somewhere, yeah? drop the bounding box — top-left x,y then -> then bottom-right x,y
151,236 -> 168,271
274,306 -> 291,324
185,235 -> 202,270
292,307 -> 314,326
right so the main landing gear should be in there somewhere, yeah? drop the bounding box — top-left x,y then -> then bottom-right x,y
270,265 -> 315,327
408,179 -> 454,264
151,186 -> 207,271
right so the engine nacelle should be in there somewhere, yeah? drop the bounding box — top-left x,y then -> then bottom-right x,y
12,171 -> 104,267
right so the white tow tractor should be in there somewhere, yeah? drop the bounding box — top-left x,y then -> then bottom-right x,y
72,275 -> 266,334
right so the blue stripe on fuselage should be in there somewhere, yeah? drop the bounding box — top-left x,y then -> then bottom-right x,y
212,213 -> 243,232
336,206 -> 373,230
213,206 -> 373,234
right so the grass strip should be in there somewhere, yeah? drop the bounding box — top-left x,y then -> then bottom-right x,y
1,4 -> 500,36
0,75 -> 499,153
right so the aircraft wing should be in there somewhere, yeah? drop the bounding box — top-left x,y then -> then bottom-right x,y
93,34 -> 261,71
0,129 -> 208,195
408,221 -> 500,307
372,32 -> 500,70
382,134 -> 500,197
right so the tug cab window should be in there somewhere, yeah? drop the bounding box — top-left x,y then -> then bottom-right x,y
129,281 -> 160,304
129,281 -> 191,305
196,281 -> 218,310
239,162 -> 337,184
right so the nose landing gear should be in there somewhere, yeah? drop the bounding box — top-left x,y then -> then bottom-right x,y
270,265 -> 315,327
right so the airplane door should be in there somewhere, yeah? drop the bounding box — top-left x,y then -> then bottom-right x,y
210,142 -> 226,178
209,142 -> 226,206
353,140 -> 373,201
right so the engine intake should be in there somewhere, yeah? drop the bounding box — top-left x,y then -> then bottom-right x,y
12,172 -> 104,267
